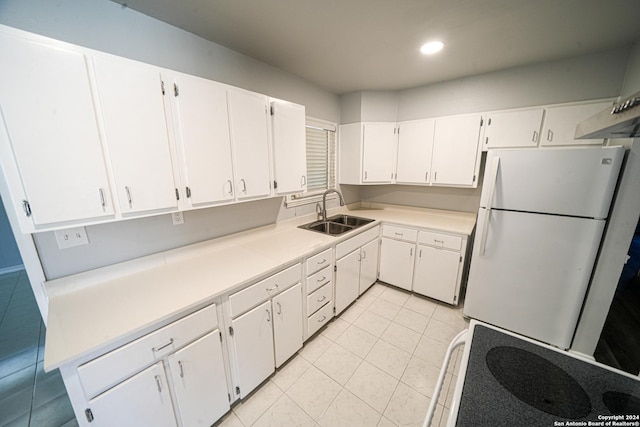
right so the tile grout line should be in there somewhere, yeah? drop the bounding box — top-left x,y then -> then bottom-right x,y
0,271 -> 21,328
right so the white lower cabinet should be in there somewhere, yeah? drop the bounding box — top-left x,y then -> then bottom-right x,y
378,238 -> 415,291
231,300 -> 275,397
168,332 -> 230,427
359,239 -> 379,294
377,225 -> 468,305
335,248 -> 361,315
272,283 -> 303,368
413,246 -> 462,305
76,304 -> 229,427
378,225 -> 417,291
304,248 -> 334,339
227,264 -> 303,398
89,362 -> 176,427
334,226 -> 380,314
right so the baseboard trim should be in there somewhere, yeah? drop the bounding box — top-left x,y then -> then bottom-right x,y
0,264 -> 24,275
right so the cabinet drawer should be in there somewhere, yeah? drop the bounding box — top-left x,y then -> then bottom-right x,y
78,304 -> 217,398
418,230 -> 462,251
307,301 -> 333,337
382,224 -> 418,242
335,225 -> 380,259
307,265 -> 332,294
306,248 -> 332,275
229,263 -> 302,318
307,282 -> 332,315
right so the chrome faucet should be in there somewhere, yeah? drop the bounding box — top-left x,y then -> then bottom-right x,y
320,189 -> 344,222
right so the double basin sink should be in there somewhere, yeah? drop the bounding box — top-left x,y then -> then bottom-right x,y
299,214 -> 375,236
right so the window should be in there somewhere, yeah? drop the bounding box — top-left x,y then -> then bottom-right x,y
286,118 -> 337,207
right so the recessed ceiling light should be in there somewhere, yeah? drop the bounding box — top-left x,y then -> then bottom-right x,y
420,41 -> 444,55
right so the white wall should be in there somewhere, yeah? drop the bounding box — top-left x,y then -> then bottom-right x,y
620,43 -> 640,97
397,46 -> 631,121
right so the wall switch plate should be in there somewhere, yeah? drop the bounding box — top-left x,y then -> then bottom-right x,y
172,211 -> 184,225
54,226 -> 89,249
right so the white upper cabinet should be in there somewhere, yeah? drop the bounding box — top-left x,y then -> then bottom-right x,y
92,55 -> 178,215
540,101 -> 612,146
484,108 -> 544,149
228,89 -> 271,200
0,35 -> 114,230
271,100 -> 307,195
363,123 -> 397,183
169,72 -> 235,207
395,119 -> 435,184
431,113 -> 484,187
339,122 -> 396,184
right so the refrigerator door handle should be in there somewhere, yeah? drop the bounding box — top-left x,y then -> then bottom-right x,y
478,156 -> 501,256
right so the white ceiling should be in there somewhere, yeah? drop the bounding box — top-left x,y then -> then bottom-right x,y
111,0 -> 640,94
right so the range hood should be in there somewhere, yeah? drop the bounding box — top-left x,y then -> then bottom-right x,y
575,90 -> 640,139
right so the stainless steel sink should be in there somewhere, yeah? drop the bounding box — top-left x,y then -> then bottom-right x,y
299,214 -> 374,236
326,214 -> 375,228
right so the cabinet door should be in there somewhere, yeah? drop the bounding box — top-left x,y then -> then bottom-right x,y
362,123 -> 396,183
413,245 -> 461,305
378,238 -> 415,291
272,101 -> 307,195
484,109 -> 544,149
168,331 -> 230,427
89,362 -> 176,427
92,55 -> 177,215
231,300 -> 274,397
171,72 -> 234,206
431,114 -> 483,187
359,239 -> 379,295
396,120 -> 435,184
0,35 -> 114,227
541,101 -> 611,146
335,249 -> 361,315
228,90 -> 271,200
272,283 -> 303,367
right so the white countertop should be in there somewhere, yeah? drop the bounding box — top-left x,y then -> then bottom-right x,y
44,204 -> 476,371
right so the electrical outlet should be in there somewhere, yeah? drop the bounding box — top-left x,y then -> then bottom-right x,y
172,211 -> 184,225
54,226 -> 89,249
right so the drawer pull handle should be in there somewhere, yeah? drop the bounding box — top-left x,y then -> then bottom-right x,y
152,338 -> 174,353
317,258 -> 327,265
267,284 -> 279,292
178,361 -> 185,378
318,315 -> 326,323
317,276 -> 326,282
317,295 -> 326,303
434,239 -> 444,244
155,375 -> 162,393
395,232 -> 403,237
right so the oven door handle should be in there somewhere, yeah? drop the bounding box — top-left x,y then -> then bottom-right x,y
423,329 -> 468,427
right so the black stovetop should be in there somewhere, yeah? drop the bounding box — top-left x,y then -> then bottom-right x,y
456,325 -> 640,426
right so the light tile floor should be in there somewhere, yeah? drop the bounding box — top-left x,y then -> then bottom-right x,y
0,271 -> 77,427
216,282 -> 467,427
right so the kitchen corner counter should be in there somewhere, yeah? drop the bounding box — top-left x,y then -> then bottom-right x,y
44,204 -> 476,371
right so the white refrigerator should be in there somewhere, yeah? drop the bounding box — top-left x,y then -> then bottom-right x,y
463,146 -> 625,349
